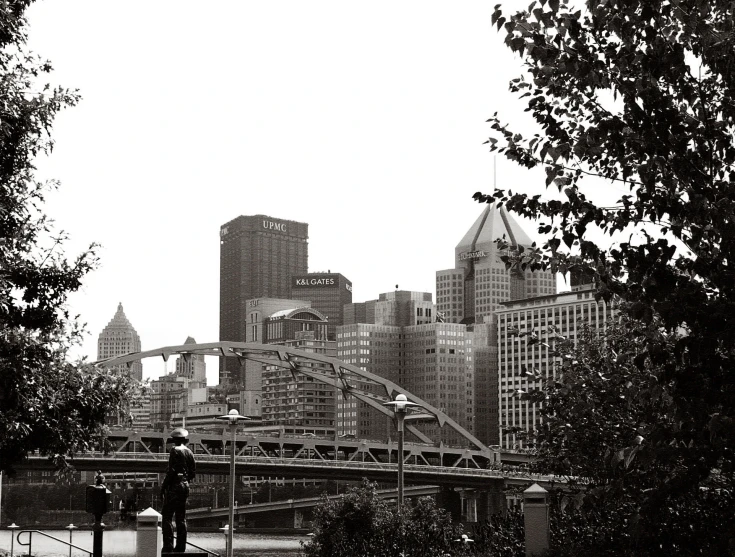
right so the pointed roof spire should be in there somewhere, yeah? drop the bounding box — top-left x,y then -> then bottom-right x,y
104,303 -> 134,330
456,206 -> 534,253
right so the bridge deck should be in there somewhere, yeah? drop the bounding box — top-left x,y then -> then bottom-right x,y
20,451 -> 559,490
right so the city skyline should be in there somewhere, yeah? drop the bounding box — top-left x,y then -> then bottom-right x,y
25,2 -> 626,384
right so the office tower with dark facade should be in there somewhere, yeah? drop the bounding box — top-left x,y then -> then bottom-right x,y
219,215 -> 308,384
436,206 -> 556,446
290,272 -> 352,340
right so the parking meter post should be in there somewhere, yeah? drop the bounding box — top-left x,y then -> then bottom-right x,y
86,471 -> 110,557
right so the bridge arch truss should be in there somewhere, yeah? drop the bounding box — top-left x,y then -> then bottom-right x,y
94,341 -> 497,463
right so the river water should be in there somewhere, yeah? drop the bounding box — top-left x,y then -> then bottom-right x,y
0,530 -> 307,557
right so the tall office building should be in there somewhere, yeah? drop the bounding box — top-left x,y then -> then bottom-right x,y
97,303 -> 143,381
496,286 -> 614,449
338,291 -> 473,446
436,206 -> 556,446
239,297 -> 312,415
219,215 -> 308,384
150,374 -> 189,430
435,206 -> 556,325
261,308 -> 336,433
290,272 -> 352,340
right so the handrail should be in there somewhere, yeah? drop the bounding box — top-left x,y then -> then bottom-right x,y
173,535 -> 220,557
14,529 -> 219,557
16,530 -> 92,557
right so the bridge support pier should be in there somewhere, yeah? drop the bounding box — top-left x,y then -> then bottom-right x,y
294,509 -> 304,529
484,490 -> 508,518
459,491 -> 479,523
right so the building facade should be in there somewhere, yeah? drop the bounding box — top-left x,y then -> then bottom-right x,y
219,215 -> 308,384
247,306 -> 338,434
435,206 -> 556,325
496,288 -> 614,449
290,272 -> 352,340
97,303 -> 143,381
435,207 -> 557,446
175,336 -> 207,386
238,297 -> 313,414
150,374 -> 190,430
262,331 -> 337,434
337,291 -> 473,446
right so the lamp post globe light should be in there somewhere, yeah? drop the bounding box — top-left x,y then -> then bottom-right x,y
217,409 -> 249,557
383,394 -> 419,513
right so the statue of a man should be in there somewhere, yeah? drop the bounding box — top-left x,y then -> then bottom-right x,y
161,427 -> 196,553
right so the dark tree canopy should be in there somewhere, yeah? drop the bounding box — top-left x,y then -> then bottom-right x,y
0,0 -> 136,473
514,319 -> 735,555
478,0 -> 735,550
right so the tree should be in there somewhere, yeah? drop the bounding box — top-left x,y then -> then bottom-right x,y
477,0 -> 735,541
0,1 -> 136,473
515,318 -> 735,555
302,479 -> 465,557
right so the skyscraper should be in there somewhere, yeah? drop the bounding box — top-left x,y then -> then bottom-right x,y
338,291 -> 473,446
435,206 -> 556,325
97,303 -> 142,381
219,215 -> 308,384
436,206 -> 556,446
496,287 -> 614,449
261,309 -> 336,433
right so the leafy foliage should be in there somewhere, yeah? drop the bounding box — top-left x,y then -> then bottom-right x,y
302,480 -> 465,557
469,509 -> 525,557
301,479 -> 527,557
512,317 -> 735,554
0,1 -> 137,472
478,0 -> 735,546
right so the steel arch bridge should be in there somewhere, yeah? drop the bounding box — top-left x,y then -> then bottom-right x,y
93,341 -> 497,462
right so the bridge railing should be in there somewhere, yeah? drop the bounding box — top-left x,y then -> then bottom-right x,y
66,452 -> 560,483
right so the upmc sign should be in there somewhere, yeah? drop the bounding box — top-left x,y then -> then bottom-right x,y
262,219 -> 287,232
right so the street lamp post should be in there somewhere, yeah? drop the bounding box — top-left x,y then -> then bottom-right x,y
8,523 -> 19,557
65,524 -> 77,557
217,409 -> 249,557
383,394 -> 419,513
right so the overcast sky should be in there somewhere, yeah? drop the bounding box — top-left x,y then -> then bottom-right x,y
25,1 -> 621,384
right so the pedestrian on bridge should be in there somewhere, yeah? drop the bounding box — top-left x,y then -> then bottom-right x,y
161,427 -> 196,553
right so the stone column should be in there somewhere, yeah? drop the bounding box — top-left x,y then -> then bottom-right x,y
523,483 -> 549,557
136,507 -> 162,557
